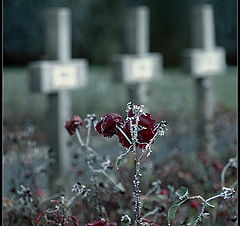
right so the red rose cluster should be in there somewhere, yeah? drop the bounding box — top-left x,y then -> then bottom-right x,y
87,219 -> 115,226
65,115 -> 84,135
95,104 -> 158,149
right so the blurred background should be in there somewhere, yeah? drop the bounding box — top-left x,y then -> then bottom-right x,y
3,0 -> 237,123
3,0 -> 237,214
3,0 -> 237,65
3,0 -> 237,173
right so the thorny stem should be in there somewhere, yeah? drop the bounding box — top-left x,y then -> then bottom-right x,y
86,157 -> 103,217
92,172 -> 102,217
76,128 -> 84,146
129,113 -> 142,226
141,180 -> 162,203
75,128 -> 103,217
116,111 -> 143,224
94,169 -> 125,192
167,155 -> 237,226
85,145 -> 102,160
192,195 -> 222,226
192,188 -> 235,226
125,104 -> 167,226
116,148 -> 131,169
134,156 -> 142,226
188,195 -> 215,208
190,157 -> 237,225
86,122 -> 92,147
169,186 -> 235,226
142,186 -> 158,201
142,207 -> 159,219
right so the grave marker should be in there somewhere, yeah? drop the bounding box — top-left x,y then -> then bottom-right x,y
112,6 -> 163,107
182,4 -> 226,154
29,8 -> 88,193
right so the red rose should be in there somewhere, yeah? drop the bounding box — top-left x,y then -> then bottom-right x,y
137,113 -> 157,148
137,127 -> 156,149
116,120 -> 156,149
86,219 -> 115,226
65,115 -> 84,135
127,107 -> 156,128
160,189 -> 169,196
95,113 -> 122,138
189,200 -> 199,209
97,105 -> 159,150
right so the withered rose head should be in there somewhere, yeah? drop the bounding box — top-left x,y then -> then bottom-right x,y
95,113 -> 122,138
65,115 -> 84,135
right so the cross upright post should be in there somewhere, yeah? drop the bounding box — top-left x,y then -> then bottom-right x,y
112,6 -> 163,108
182,4 -> 226,155
29,8 -> 88,194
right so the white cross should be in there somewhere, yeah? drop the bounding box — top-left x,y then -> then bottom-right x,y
182,4 -> 226,155
112,6 -> 163,106
28,8 -> 88,193
182,4 -> 226,77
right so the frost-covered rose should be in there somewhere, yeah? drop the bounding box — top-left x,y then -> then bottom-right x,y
95,113 -> 122,138
116,114 -> 157,149
96,105 -> 159,149
65,115 -> 84,135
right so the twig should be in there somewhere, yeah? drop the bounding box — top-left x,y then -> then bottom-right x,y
221,157 -> 237,188
75,129 -> 84,146
192,188 -> 235,226
94,169 -> 125,192
142,207 -> 159,219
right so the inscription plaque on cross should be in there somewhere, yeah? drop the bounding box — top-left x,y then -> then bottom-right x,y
28,8 -> 88,193
182,4 -> 226,155
112,6 -> 163,108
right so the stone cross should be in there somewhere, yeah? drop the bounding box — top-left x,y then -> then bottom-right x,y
29,8 -> 88,193
182,4 -> 226,155
112,6 -> 163,108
